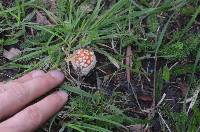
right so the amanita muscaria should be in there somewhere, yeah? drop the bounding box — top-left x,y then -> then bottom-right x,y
66,48 -> 96,76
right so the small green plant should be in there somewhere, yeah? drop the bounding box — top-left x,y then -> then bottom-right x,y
159,34 -> 200,60
160,42 -> 185,60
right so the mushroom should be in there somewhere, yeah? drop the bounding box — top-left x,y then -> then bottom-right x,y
70,48 -> 96,76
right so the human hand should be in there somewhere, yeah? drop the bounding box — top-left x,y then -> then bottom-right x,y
0,70 -> 68,132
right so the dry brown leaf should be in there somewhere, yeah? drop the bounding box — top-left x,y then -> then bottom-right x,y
49,0 -> 56,14
80,4 -> 93,13
178,81 -> 188,96
42,0 -> 48,4
126,46 -> 133,82
42,0 -> 57,24
138,95 -> 153,102
127,124 -> 145,132
3,48 -> 21,60
36,10 -> 52,25
43,0 -> 56,13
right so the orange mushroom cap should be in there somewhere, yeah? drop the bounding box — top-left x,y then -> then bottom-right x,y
71,48 -> 96,76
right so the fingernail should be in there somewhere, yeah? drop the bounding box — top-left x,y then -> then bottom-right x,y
49,70 -> 64,81
32,70 -> 45,78
57,91 -> 68,101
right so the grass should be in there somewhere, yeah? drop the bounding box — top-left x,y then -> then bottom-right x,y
1,0 -> 200,131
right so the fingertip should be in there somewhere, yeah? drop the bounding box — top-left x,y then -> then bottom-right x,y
48,70 -> 65,82
56,91 -> 68,102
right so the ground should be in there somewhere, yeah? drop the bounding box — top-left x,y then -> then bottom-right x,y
0,0 -> 200,131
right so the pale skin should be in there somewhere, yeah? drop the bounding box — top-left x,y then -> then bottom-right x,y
0,70 -> 68,132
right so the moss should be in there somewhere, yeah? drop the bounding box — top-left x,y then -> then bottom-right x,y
159,34 -> 200,60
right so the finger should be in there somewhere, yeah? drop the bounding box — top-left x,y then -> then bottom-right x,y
0,91 -> 68,132
0,86 -> 7,94
14,70 -> 45,83
0,82 -> 5,88
0,70 -> 45,94
0,82 -> 5,85
0,82 -> 6,93
0,81 -> 6,87
0,70 -> 64,120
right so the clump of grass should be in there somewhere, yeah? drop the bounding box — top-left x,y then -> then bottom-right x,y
57,84 -> 145,131
160,106 -> 200,132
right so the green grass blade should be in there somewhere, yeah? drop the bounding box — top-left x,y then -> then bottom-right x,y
60,84 -> 94,98
67,123 -> 112,132
69,114 -> 128,130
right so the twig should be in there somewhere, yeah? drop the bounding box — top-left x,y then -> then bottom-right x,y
129,82 -> 143,111
158,111 -> 172,132
156,93 -> 166,107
